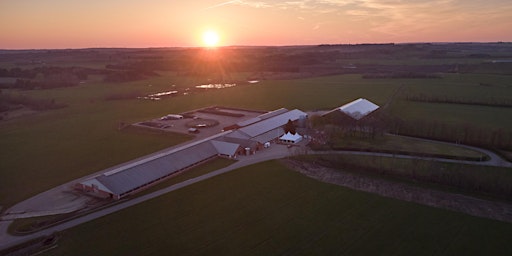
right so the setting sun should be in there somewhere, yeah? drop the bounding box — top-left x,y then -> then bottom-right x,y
202,30 -> 220,47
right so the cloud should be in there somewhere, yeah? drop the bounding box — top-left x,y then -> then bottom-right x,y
203,0 -> 271,10
203,0 -> 512,40
202,0 -> 241,10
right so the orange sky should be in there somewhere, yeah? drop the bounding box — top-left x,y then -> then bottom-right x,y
1,0 -> 511,49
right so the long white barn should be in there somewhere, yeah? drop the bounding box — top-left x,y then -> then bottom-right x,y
77,108 -> 307,199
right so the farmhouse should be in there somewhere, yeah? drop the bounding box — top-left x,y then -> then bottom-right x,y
77,108 -> 307,199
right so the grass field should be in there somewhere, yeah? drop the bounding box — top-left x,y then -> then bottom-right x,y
0,73 -> 401,209
7,157 -> 236,235
330,134 -> 487,159
1,72 -> 511,209
303,154 -> 512,200
391,73 -> 512,131
134,157 -> 236,196
42,161 -> 512,256
392,100 -> 512,131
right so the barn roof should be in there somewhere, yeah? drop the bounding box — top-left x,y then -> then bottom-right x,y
257,108 -> 289,120
215,136 -> 258,149
79,108 -> 309,197
225,130 -> 251,140
96,140 -> 218,196
251,127 -> 285,144
323,98 -> 379,120
238,109 -> 307,137
339,98 -> 379,120
235,108 -> 289,128
211,140 -> 241,156
236,117 -> 261,127
80,131 -> 231,196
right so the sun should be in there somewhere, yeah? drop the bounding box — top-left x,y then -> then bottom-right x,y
202,30 -> 220,47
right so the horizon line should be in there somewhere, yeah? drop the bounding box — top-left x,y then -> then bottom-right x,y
1,41 -> 511,51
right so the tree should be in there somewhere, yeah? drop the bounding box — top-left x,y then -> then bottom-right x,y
284,119 -> 296,134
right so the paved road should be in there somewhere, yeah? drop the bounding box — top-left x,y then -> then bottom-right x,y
386,134 -> 512,167
0,144 -> 292,251
1,139 -> 511,251
314,149 -> 512,167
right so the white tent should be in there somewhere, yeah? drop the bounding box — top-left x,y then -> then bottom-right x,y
279,132 -> 303,144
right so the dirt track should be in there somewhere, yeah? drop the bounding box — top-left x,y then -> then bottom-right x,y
282,159 -> 512,223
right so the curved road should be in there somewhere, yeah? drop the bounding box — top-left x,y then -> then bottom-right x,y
1,139 -> 511,251
386,134 -> 512,167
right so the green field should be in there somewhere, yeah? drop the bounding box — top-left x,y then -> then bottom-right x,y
7,157 -> 236,235
391,73 -> 512,130
300,154 -> 512,200
329,134 -> 487,159
0,73 -> 401,208
1,72 -> 512,208
43,161 -> 512,256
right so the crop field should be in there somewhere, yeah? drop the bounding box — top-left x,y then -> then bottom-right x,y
393,100 -> 512,130
43,161 -> 512,256
392,73 -> 512,130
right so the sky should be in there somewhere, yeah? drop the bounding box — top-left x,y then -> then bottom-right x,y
1,0 -> 511,49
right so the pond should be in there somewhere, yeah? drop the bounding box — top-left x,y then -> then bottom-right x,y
195,83 -> 236,89
138,90 -> 178,100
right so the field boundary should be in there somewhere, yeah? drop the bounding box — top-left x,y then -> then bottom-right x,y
315,147 -> 489,162
282,158 -> 512,223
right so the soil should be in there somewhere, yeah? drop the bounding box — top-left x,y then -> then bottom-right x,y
281,159 -> 512,223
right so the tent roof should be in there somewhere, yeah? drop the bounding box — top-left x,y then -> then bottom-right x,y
280,132 -> 302,141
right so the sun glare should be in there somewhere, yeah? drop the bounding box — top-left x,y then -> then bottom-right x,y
202,30 -> 220,47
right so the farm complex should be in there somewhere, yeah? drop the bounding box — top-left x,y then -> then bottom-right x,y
76,107 -> 308,199
2,43 -> 512,255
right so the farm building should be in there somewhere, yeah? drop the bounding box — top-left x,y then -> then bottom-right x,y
321,98 -> 387,137
225,109 -> 307,146
322,98 -> 379,120
77,108 -> 308,199
223,108 -> 289,131
76,132 -> 231,199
